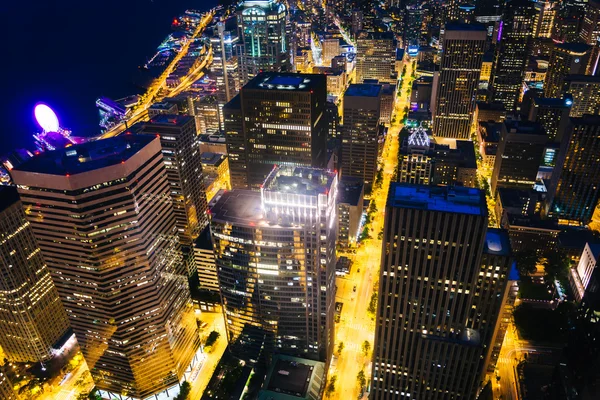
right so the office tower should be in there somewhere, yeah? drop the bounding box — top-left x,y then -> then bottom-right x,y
404,4 -> 424,48
237,0 -> 289,85
379,83 -> 396,125
547,115 -> 600,225
337,176 -> 364,249
224,72 -> 328,189
0,372 -> 17,400
491,0 -> 536,111
0,186 -> 70,363
322,38 -> 340,66
210,166 -> 337,363
445,0 -> 461,22
491,120 -> 547,193
528,97 -> 572,142
356,31 -> 396,84
432,140 -> 478,187
565,75 -> 600,117
371,184 -> 498,399
193,227 -> 219,293
134,114 -> 209,245
457,4 -> 476,23
545,43 -> 592,97
210,23 -> 239,106
11,136 -> 200,399
477,121 -> 502,169
580,0 -> 600,45
570,243 -> 600,302
398,127 -> 433,185
340,84 -> 382,189
433,23 -> 486,139
534,0 -> 557,38
351,9 -> 364,38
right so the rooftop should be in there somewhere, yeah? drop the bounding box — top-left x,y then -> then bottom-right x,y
258,355 -> 325,400
200,152 -> 226,166
484,228 -> 511,256
148,114 -> 194,126
338,176 -> 364,206
503,120 -> 547,136
444,22 -> 486,31
554,42 -> 591,55
479,121 -> 502,143
388,184 -> 486,216
0,186 -> 20,213
263,166 -> 336,196
209,190 -> 263,226
245,72 -> 325,92
565,74 -> 600,83
345,84 -> 382,98
532,97 -> 571,108
498,187 -> 537,209
13,135 -> 156,176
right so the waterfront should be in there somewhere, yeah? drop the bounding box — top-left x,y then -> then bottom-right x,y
1,0 -> 217,149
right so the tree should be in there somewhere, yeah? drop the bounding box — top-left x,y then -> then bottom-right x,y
337,342 -> 345,356
357,369 -> 367,394
362,340 -> 371,357
325,375 -> 337,398
514,249 -> 538,277
205,330 -> 220,347
367,293 -> 377,314
175,381 -> 192,400
542,249 -> 570,283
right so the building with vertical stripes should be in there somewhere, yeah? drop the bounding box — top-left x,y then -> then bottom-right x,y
356,31 -> 397,84
371,184 -> 510,399
433,23 -> 486,139
0,372 -> 17,400
210,166 -> 337,364
11,135 -> 200,399
0,186 -> 70,363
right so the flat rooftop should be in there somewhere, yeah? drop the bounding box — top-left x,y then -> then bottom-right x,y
484,228 -> 511,256
258,355 -> 325,400
13,135 -> 155,176
263,167 -> 336,197
148,114 -> 194,126
388,184 -> 486,216
339,176 -> 364,206
0,186 -> 20,212
445,22 -> 486,31
345,83 -> 382,97
200,152 -> 226,166
209,190 -> 264,226
504,120 -> 547,136
245,72 -> 325,92
532,97 -> 571,108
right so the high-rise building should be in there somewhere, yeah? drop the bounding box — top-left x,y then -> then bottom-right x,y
371,184 -> 508,399
491,120 -> 548,193
528,97 -> 572,142
433,23 -> 486,139
11,136 -> 200,399
398,127 -> 434,185
0,372 -> 17,400
193,226 -> 219,293
210,166 -> 337,363
533,0 -> 557,38
564,75 -> 600,117
544,43 -> 592,98
356,31 -> 397,84
491,0 -> 536,111
224,72 -> 328,189
322,38 -> 340,66
340,84 -> 383,189
133,114 -> 209,245
337,176 -> 364,249
351,9 -> 364,38
404,4 -> 424,48
210,23 -> 240,108
580,0 -> 600,45
237,0 -> 289,85
0,186 -> 70,363
547,115 -> 600,225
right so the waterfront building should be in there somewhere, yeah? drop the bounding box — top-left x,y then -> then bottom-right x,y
340,84 -> 383,190
491,0 -> 536,111
11,136 -> 200,399
547,115 -> 600,226
491,120 -> 547,194
210,166 -> 337,363
237,0 -> 289,85
0,186 -> 70,363
433,23 -> 486,139
356,31 -> 397,84
371,184 -> 508,399
544,43 -> 592,98
224,72 -> 328,189
133,114 -> 209,245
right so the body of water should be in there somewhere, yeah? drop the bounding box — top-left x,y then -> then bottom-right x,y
0,0 -> 217,151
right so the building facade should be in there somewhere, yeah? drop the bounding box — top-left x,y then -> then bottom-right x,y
11,136 -> 200,399
544,42 -> 592,98
433,23 -> 486,139
0,187 -> 70,363
356,31 -> 396,84
210,167 -> 337,364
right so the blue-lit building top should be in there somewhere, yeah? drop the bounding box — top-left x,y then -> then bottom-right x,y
388,183 -> 487,216
484,228 -> 512,256
345,83 -> 382,98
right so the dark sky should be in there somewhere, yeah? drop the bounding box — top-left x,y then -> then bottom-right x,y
0,0 -> 213,151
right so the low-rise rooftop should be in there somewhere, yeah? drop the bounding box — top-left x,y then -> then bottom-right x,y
258,355 -> 325,400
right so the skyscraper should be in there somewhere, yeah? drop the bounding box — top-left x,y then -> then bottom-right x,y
340,84 -> 383,189
528,97 -> 572,142
433,23 -> 486,139
398,127 -> 433,185
547,115 -> 600,225
356,31 -> 397,83
0,186 -> 70,363
0,372 -> 17,400
11,136 -> 200,399
210,166 -> 337,363
565,75 -> 600,117
133,114 -> 209,245
371,184 -> 506,399
544,43 -> 592,98
533,0 -> 557,38
491,120 -> 547,193
580,0 -> 600,45
224,72 -> 328,189
237,0 -> 289,85
491,0 -> 536,110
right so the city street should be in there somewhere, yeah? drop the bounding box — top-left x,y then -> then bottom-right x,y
330,61 -> 413,400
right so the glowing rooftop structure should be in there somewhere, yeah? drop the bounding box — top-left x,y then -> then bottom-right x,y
31,104 -> 85,152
